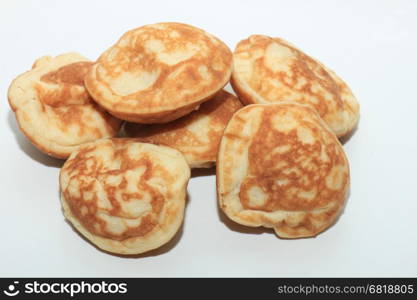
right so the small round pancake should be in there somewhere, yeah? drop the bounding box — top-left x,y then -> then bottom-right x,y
124,90 -> 243,168
217,102 -> 350,238
60,138 -> 190,255
8,53 -> 122,159
85,22 -> 233,123
231,35 -> 359,138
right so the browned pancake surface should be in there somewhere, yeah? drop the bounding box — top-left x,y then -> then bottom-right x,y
60,138 -> 190,254
232,35 -> 359,137
8,53 -> 121,158
85,23 -> 233,123
217,102 -> 350,238
125,90 -> 242,168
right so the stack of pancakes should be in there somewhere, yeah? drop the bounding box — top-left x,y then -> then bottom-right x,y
8,23 -> 359,255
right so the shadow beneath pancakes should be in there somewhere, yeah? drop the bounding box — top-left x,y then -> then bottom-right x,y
60,191 -> 190,259
65,219 -> 186,259
191,167 -> 216,178
7,111 -> 64,168
339,122 -> 359,145
215,186 -> 351,239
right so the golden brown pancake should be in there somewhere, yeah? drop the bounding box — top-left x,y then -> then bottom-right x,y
124,90 -> 243,168
60,138 -> 190,254
8,53 -> 122,159
217,102 -> 350,238
231,35 -> 360,138
85,22 -> 233,123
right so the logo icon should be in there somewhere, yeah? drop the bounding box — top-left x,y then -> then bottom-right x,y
3,281 -> 20,297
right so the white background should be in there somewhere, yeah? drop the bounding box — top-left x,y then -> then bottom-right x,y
1,0 -> 416,277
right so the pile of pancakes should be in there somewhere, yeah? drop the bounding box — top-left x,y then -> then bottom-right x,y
8,23 -> 359,255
